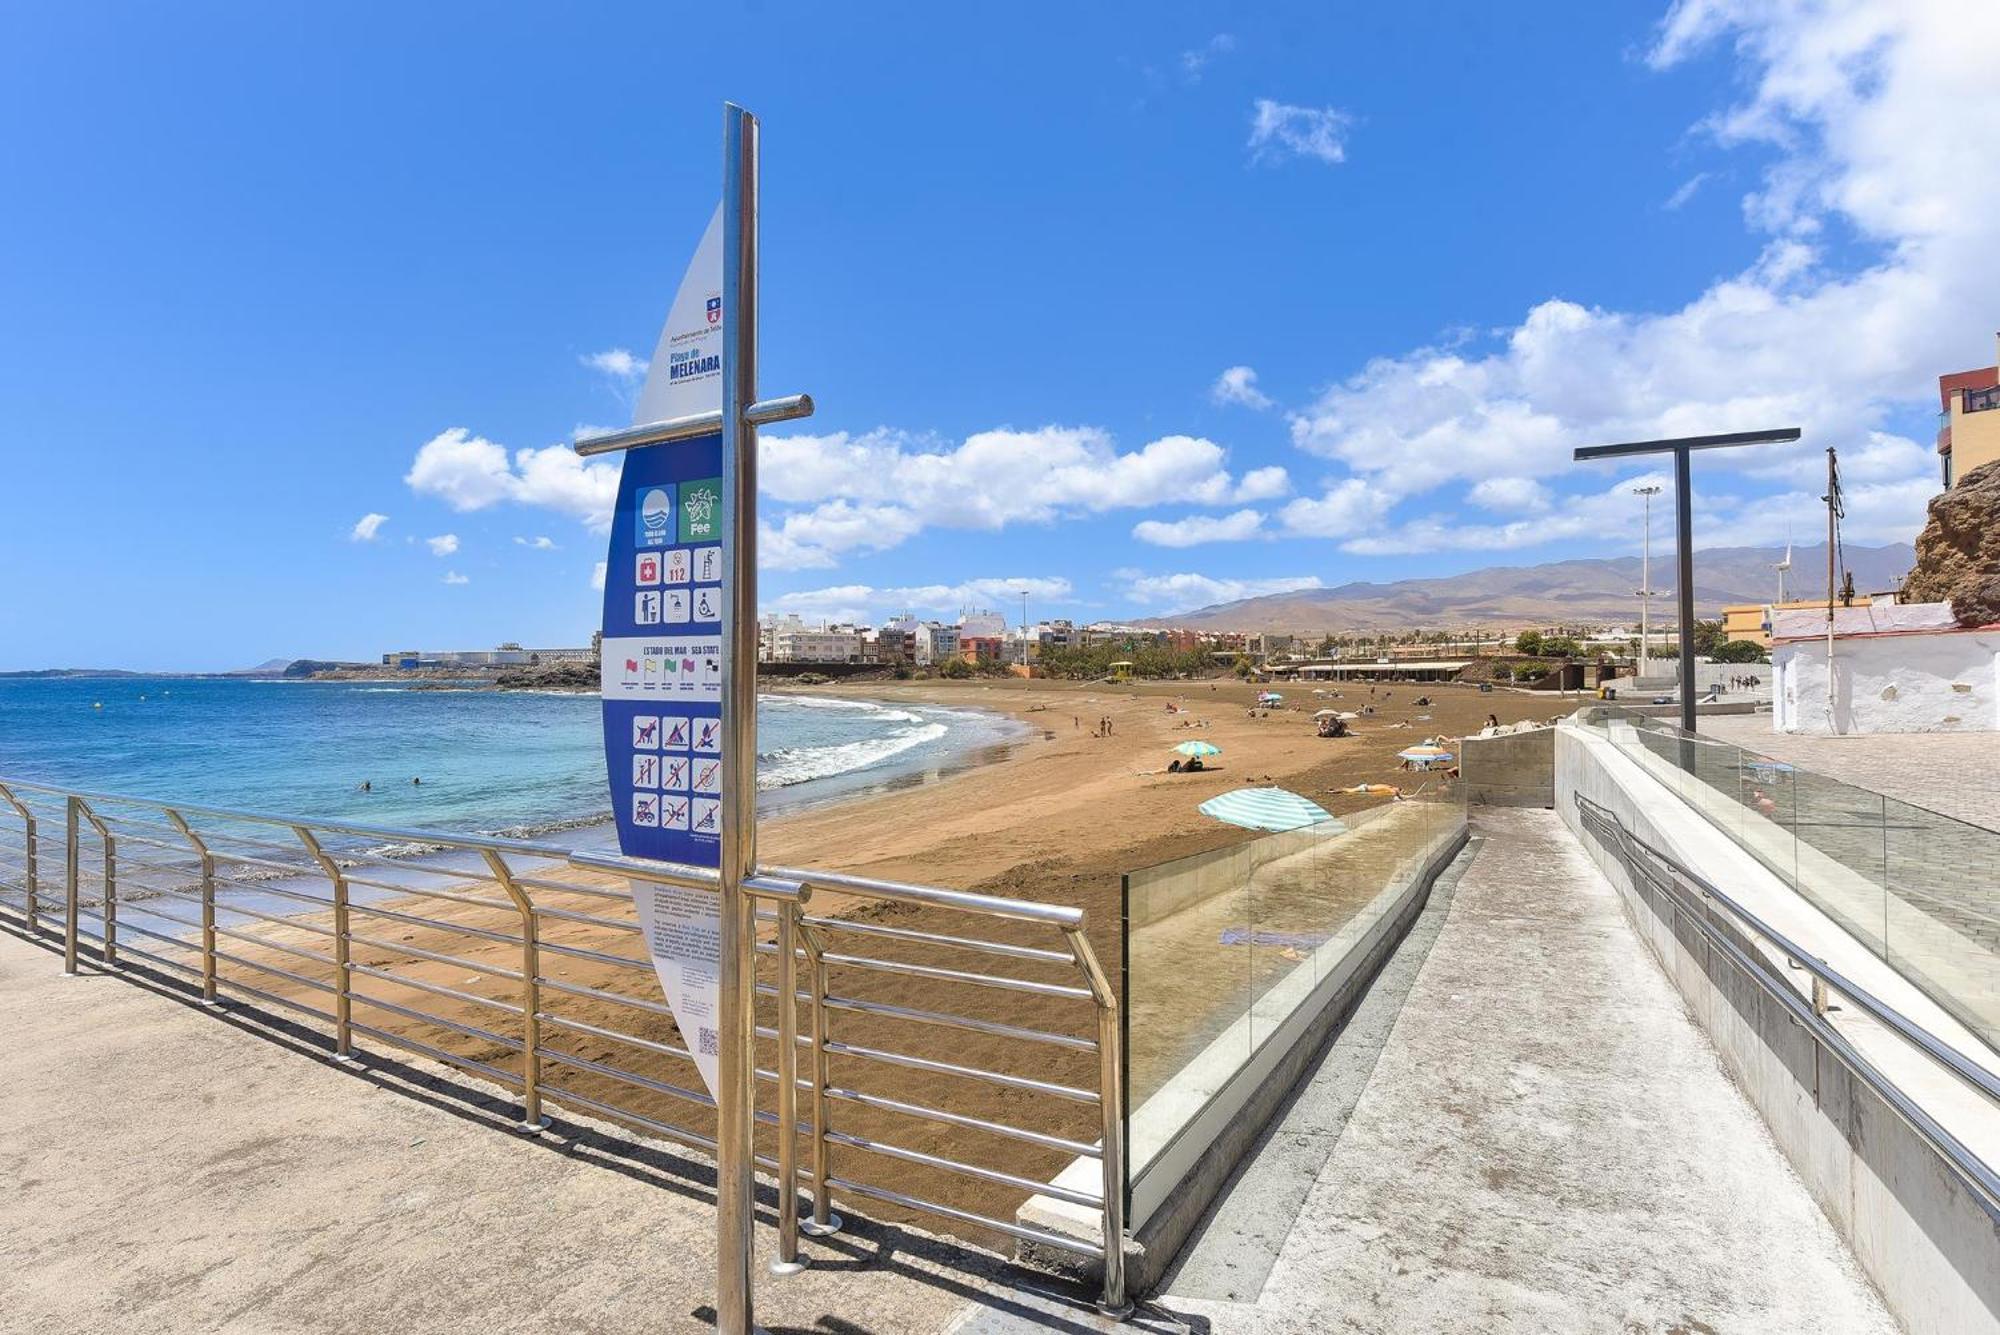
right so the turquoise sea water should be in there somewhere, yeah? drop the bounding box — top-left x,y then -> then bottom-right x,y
0,676 -> 1020,846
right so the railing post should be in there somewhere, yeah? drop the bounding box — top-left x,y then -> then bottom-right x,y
166,811 -> 220,1007
797,921 -> 842,1239
0,783 -> 35,929
1063,924 -> 1130,1320
71,798 -> 116,966
63,796 -> 80,974
767,893 -> 815,1273
295,827 -> 358,1065
480,849 -> 546,1133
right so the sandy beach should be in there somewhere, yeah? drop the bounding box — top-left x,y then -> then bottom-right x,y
209,673 -> 1565,1248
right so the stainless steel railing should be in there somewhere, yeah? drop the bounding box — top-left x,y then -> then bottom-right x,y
0,776 -> 1128,1312
1574,792 -> 2000,1213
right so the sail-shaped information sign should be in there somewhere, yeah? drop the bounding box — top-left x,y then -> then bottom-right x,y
600,204 -> 728,1097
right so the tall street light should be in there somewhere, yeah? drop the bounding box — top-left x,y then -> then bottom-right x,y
1633,484 -> 1662,679
1018,589 -> 1030,669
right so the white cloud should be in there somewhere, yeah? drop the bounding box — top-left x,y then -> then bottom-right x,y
755,426 -> 1278,569
405,428 -> 621,531
1468,477 -> 1553,513
1133,508 -> 1265,547
590,561 -> 607,591
1283,0 -> 2000,551
768,577 -> 1073,623
350,513 -> 389,542
1663,172 -> 1710,210
442,570 -> 469,586
1233,466 -> 1291,501
1181,33 -> 1234,82
514,535 -> 559,550
1279,478 -> 1397,538
1248,99 -> 1351,166
1119,570 -> 1324,614
426,533 -> 459,556
582,348 -> 647,380
1211,365 -> 1274,410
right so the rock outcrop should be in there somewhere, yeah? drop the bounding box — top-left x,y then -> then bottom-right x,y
1901,458 -> 2000,626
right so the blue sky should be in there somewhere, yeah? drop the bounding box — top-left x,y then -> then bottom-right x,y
3,2 -> 1993,670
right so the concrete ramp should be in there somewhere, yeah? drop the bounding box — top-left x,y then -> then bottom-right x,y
1159,808 -> 1895,1333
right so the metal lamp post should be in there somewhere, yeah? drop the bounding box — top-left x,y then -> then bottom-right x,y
1633,484 -> 1661,679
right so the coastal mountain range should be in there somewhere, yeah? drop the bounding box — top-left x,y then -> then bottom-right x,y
1138,543 -> 1915,634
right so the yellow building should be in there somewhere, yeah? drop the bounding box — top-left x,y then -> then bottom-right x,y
1720,596 -> 1874,649
1938,334 -> 2000,488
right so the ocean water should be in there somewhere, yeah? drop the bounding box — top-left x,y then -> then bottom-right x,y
0,676 -> 1021,847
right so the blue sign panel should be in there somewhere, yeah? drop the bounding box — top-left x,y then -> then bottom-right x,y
601,432 -> 727,866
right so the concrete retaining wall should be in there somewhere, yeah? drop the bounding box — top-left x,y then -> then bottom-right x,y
1459,727 -> 1554,807
1556,725 -> 2000,1335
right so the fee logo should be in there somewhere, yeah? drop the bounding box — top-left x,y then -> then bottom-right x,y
679,480 -> 722,543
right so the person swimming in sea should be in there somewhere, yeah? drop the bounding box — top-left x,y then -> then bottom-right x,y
360,780 -> 371,793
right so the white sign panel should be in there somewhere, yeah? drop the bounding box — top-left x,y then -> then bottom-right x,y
633,881 -> 722,1097
633,202 -> 724,426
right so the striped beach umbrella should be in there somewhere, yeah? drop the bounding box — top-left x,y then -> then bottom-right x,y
1173,740 -> 1222,758
1199,787 -> 1348,833
1397,743 -> 1454,765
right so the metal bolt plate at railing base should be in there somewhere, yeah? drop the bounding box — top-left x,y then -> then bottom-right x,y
513,1116 -> 551,1136
799,1215 -> 843,1238
768,1258 -> 809,1277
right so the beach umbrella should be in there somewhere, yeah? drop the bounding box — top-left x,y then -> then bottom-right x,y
1173,740 -> 1222,758
1334,711 -> 1360,720
1397,743 -> 1453,765
1313,708 -> 1339,718
1257,691 -> 1284,702
1199,787 -> 1348,833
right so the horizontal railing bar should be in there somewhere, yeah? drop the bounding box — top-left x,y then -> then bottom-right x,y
212,948 -> 335,994
204,848 -> 325,880
823,1086 -> 1099,1159
212,974 -> 338,1026
346,930 -> 523,981
538,1010 -> 686,1060
538,1046 -> 712,1108
112,899 -> 205,934
823,1040 -> 1098,1104
346,901 -> 521,944
779,865 -> 1085,929
510,875 -> 630,902
109,924 -> 202,961
350,992 -> 523,1052
349,962 -> 523,1016
817,951 -> 1093,1001
207,878 -> 334,913
822,1176 -> 1102,1259
801,914 -> 1076,965
334,872 -> 518,914
536,1083 -> 729,1161
823,1128 -> 1100,1207
213,924 -> 337,969
348,1021 -> 524,1089
199,896 -> 338,940
536,972 -> 674,1017
533,903 -> 642,933
820,991 -> 1097,1052
537,938 -> 650,971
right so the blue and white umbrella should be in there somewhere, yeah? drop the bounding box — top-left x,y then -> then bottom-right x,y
1199,787 -> 1349,833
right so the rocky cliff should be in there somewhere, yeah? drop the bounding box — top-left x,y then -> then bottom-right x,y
1901,459 -> 2000,627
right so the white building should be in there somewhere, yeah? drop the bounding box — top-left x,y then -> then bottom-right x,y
1772,603 -> 2000,734
759,614 -> 864,663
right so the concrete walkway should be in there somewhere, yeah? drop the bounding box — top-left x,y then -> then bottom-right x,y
0,929 -> 1101,1335
1157,808 -> 1896,1334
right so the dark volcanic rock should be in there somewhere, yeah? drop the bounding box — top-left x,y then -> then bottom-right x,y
1902,459 -> 2000,627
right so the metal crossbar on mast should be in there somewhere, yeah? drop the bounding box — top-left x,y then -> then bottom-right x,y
1573,427 -> 1800,731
